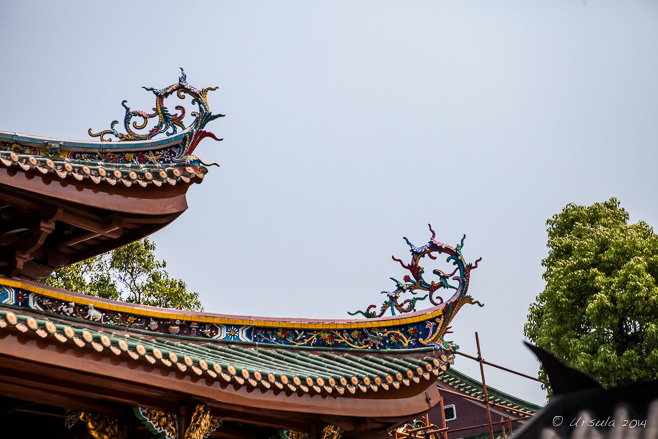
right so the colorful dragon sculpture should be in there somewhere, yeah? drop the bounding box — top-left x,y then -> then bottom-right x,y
349,224 -> 482,319
88,68 -> 223,165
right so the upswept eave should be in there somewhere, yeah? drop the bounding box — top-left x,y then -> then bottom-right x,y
0,126 -> 191,153
0,290 -> 451,433
0,277 -> 470,353
0,70 -> 220,279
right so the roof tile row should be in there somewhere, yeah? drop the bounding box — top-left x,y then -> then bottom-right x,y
0,309 -> 453,396
0,151 -> 206,187
438,369 -> 542,415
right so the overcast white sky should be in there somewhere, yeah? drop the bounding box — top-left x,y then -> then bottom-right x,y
2,1 -> 657,405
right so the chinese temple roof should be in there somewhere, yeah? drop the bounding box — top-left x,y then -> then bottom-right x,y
0,130 -> 206,187
0,70 -> 485,438
0,305 -> 451,397
0,228 -> 480,435
0,277 -> 453,434
0,69 -> 220,279
438,368 -> 542,416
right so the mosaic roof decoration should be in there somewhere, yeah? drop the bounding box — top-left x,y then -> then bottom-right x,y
0,68 -> 222,190
88,68 -> 223,165
1,277 -> 463,352
0,226 -> 482,352
349,225 -> 483,349
350,225 -> 482,319
0,70 -> 223,279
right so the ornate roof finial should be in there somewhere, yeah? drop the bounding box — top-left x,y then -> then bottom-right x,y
89,69 -> 224,165
349,224 -> 482,318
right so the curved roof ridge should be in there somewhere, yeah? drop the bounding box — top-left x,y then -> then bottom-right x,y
9,277 -> 451,328
0,128 -> 191,153
1,277 -> 465,352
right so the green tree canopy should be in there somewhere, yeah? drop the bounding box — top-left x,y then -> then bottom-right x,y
525,198 -> 658,388
41,238 -> 203,311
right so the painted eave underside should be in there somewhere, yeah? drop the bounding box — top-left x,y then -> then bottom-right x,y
0,134 -> 208,278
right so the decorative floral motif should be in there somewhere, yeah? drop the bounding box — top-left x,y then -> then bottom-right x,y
251,325 -> 423,350
226,326 -> 239,340
15,291 -> 27,306
33,294 -> 219,338
0,141 -> 193,167
8,143 -> 40,155
67,145 -> 185,165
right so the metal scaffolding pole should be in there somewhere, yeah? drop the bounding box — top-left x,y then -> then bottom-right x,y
475,332 -> 495,439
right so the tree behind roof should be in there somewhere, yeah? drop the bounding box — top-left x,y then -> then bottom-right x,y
41,238 -> 203,312
525,198 -> 658,388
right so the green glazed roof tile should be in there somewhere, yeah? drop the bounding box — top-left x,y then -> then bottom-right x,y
0,309 -> 451,397
438,368 -> 542,414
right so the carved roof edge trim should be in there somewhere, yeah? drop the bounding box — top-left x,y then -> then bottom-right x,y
0,128 -> 190,153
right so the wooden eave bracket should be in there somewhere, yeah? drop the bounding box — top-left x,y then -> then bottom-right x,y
0,208 -> 61,277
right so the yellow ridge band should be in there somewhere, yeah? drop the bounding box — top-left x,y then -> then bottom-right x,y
1,278 -> 446,330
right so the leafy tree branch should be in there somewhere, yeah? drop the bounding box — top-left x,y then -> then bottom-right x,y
525,198 -> 658,390
40,238 -> 203,312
